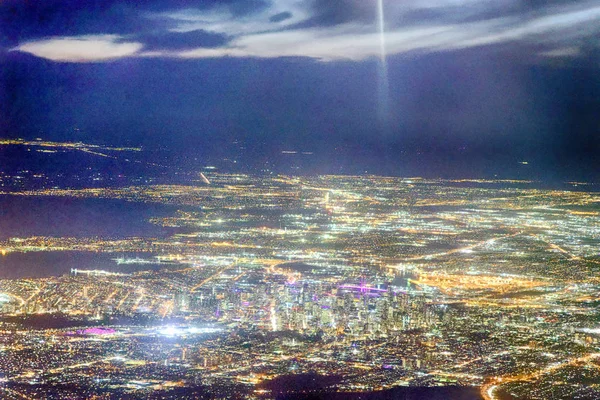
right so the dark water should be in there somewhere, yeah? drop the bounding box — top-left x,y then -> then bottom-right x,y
275,386 -> 482,400
391,270 -> 417,288
262,373 -> 482,400
0,251 -> 171,279
0,195 -> 178,240
0,195 -> 184,278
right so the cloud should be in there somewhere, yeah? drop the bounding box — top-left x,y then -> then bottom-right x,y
160,0 -> 310,36
270,11 -> 293,23
133,29 -> 229,51
539,46 -> 581,57
0,0 -> 163,47
441,3 -> 600,51
7,0 -> 600,63
14,35 -> 143,62
0,0 -> 265,47
175,24 -> 453,61
172,1 -> 600,61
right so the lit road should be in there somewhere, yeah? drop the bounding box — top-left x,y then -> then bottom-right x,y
189,266 -> 232,292
399,231 -> 522,262
0,387 -> 33,400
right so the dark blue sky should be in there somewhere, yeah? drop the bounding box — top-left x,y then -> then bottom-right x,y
1,0 -> 599,180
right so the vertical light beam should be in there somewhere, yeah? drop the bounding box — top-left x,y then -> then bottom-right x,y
377,0 -> 390,130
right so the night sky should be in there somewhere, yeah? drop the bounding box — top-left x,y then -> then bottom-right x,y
1,0 -> 599,180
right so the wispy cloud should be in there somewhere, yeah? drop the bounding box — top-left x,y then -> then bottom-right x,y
540,46 -> 581,58
10,0 -> 600,62
175,24 -> 453,61
159,0 -> 309,36
172,1 -> 600,61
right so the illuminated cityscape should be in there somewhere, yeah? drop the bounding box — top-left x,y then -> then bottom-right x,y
3,0 -> 600,398
0,168 -> 598,399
